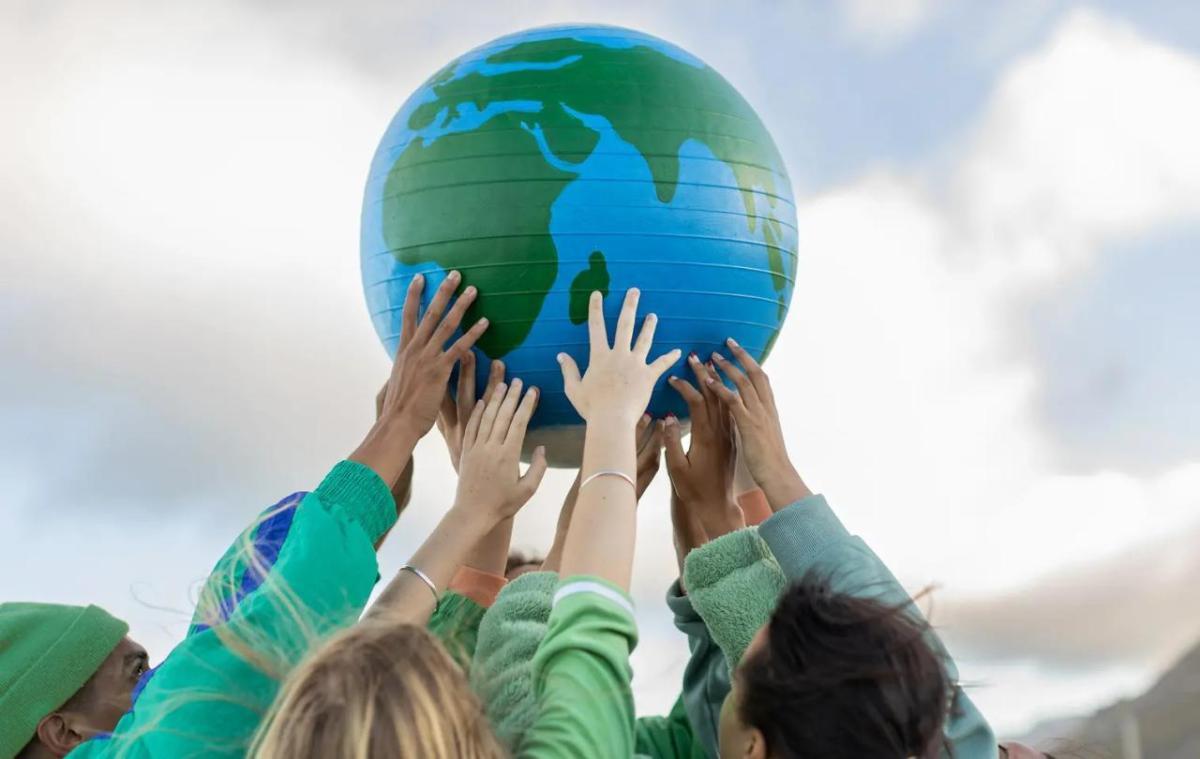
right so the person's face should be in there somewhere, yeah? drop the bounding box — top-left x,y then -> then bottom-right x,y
718,626 -> 768,759
75,637 -> 149,734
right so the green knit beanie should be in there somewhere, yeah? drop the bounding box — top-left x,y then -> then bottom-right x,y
0,603 -> 128,758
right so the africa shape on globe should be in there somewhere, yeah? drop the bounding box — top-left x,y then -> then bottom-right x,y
361,25 -> 797,462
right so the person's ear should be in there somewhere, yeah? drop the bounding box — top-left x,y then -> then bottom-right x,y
745,727 -> 768,759
35,712 -> 86,757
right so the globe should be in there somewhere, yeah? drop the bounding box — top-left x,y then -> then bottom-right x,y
361,24 -> 797,466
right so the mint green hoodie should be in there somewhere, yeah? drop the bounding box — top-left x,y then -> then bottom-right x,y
682,494 -> 998,759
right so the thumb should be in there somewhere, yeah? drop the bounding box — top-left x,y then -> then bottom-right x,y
662,417 -> 688,476
518,445 -> 549,501
557,352 -> 583,408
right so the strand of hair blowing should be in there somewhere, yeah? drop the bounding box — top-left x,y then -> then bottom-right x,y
737,574 -> 952,759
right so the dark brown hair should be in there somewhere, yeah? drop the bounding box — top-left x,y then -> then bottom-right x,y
737,574 -> 953,758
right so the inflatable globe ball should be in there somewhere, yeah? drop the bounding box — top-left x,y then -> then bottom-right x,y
361,24 -> 797,466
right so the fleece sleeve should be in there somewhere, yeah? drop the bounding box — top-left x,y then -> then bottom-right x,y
663,581 -> 728,759
634,695 -> 706,759
757,494 -> 998,759
469,571 -> 557,749
516,576 -> 640,759
682,527 -> 788,668
67,460 -> 396,759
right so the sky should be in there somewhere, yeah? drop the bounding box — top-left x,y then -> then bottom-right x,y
2,0 -> 1199,739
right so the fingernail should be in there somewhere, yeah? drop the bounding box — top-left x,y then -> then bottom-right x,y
706,377 -> 716,385
413,273 -> 424,284
664,415 -> 678,426
465,285 -> 476,296
667,376 -> 678,383
688,351 -> 698,360
478,317 -> 489,327
727,337 -> 739,348
711,352 -> 722,362
535,445 -> 546,456
646,312 -> 657,320
448,270 -> 461,281
629,287 -> 640,297
642,412 -> 651,421
556,352 -> 566,363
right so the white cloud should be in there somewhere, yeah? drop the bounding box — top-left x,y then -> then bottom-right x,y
838,0 -> 946,47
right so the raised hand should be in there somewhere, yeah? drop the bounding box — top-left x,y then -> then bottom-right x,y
707,338 -> 812,510
635,413 -> 665,497
663,355 -> 745,538
351,272 -> 488,486
557,289 -> 682,427
454,379 -> 548,524
437,355 -> 505,472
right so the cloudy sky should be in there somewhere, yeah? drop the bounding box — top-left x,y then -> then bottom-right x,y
2,0 -> 1198,738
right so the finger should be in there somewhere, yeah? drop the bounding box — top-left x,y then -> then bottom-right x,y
635,413 -> 653,451
557,352 -> 582,407
412,270 -> 461,346
667,374 -> 705,418
705,364 -> 746,413
692,355 -> 720,408
661,418 -> 688,476
455,351 -> 477,421
482,359 -> 505,404
476,381 -> 507,443
399,274 -> 424,349
439,388 -> 457,428
446,316 -> 490,360
431,284 -> 478,347
614,287 -> 640,350
638,423 -> 663,470
463,398 -> 485,450
518,445 -> 549,500
648,348 -> 683,378
490,378 -> 523,444
726,337 -> 772,403
632,312 -> 657,358
587,290 -> 608,354
505,385 -> 540,449
711,352 -> 759,409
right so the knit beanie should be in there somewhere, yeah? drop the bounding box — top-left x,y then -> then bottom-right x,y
0,603 -> 128,757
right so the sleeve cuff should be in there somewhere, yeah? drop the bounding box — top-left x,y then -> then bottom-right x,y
451,566 -> 508,608
313,460 -> 398,544
683,527 -> 774,593
554,575 -> 636,619
737,488 -> 773,526
757,494 -> 847,562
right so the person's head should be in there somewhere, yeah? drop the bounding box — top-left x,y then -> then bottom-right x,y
718,577 -> 951,759
253,620 -> 503,759
504,549 -> 544,581
0,603 -> 146,758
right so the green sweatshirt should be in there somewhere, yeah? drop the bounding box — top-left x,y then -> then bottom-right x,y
682,494 -> 998,759
68,460 -> 396,759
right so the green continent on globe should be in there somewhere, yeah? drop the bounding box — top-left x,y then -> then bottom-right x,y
568,251 -> 610,325
381,36 -> 793,358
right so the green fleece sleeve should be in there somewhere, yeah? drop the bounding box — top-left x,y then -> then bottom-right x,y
517,576 -> 640,759
67,460 -> 396,759
469,571 -> 557,749
664,580 -> 727,759
757,495 -> 997,759
427,592 -> 486,667
634,695 -> 707,759
682,528 -> 787,667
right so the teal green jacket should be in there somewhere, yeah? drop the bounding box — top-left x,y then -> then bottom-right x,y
68,461 -> 397,759
681,494 -> 998,759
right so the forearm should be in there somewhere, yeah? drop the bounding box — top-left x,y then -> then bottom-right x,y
559,420 -> 638,589
368,506 -> 493,624
348,417 -> 420,490
541,475 -> 581,573
464,518 -> 514,576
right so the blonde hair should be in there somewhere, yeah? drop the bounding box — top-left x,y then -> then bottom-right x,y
250,620 -> 505,759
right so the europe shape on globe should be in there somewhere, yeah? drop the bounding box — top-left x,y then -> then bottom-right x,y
361,24 -> 797,465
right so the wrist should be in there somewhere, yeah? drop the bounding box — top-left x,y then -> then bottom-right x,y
759,465 -> 812,511
696,499 -> 745,539
447,502 -> 502,540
